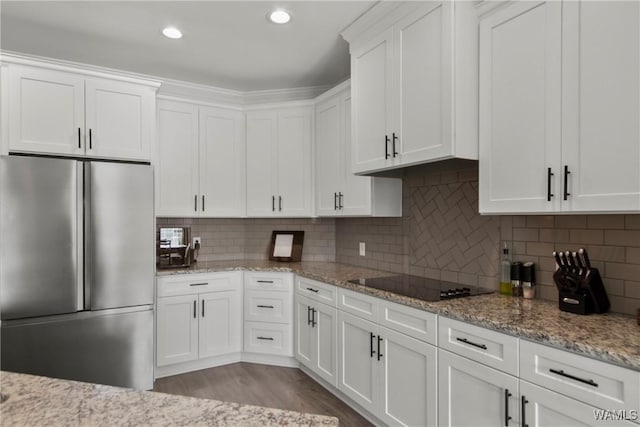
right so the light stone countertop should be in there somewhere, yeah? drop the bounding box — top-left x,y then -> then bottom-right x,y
159,260 -> 640,371
0,371 -> 339,427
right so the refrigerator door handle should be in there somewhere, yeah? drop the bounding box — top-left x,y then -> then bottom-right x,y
83,162 -> 92,310
76,162 -> 85,311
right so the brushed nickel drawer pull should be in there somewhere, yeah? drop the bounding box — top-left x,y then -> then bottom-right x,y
257,336 -> 274,341
257,280 -> 274,284
549,368 -> 598,387
257,305 -> 274,309
456,337 -> 488,350
306,287 -> 319,293
190,282 -> 208,287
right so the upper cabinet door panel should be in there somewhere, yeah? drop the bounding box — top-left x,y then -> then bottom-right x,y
85,78 -> 154,161
479,1 -> 562,214
246,111 -> 278,217
156,100 -> 199,217
315,98 -> 343,216
199,107 -> 246,217
351,27 -> 394,174
561,1 -> 640,212
396,2 -> 451,164
277,107 -> 312,216
8,66 -> 85,156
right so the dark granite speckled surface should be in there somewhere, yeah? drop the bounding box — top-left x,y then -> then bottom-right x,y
0,371 -> 338,426
159,260 -> 640,371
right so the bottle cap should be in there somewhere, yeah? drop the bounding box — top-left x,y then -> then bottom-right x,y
510,262 -> 522,280
522,262 -> 535,284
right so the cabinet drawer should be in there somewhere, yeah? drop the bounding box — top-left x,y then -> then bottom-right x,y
245,272 -> 293,292
520,339 -> 640,413
438,316 -> 518,375
244,290 -> 291,324
244,322 -> 292,356
157,272 -> 242,297
337,288 -> 378,322
378,300 -> 437,345
296,276 -> 337,306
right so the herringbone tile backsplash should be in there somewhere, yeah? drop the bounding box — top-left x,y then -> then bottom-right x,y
158,160 -> 640,315
336,160 -> 640,315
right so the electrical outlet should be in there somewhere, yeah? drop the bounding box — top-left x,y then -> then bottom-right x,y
359,242 -> 366,257
193,237 -> 202,249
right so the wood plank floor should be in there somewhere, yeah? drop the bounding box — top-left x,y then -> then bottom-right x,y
153,363 -> 373,426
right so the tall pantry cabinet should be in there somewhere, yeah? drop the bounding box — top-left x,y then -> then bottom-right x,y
479,0 -> 640,214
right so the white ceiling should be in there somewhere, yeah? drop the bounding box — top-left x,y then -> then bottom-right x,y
0,1 -> 377,91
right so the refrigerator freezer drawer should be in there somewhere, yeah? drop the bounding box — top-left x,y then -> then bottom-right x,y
1,306 -> 154,390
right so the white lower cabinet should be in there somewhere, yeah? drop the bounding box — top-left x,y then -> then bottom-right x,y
156,272 -> 242,373
243,272 -> 293,359
338,310 -> 438,426
295,294 -> 338,386
438,348 -> 519,427
519,380 -> 632,427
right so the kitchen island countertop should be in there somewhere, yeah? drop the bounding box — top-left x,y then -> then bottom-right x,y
0,371 -> 338,426
159,260 -> 640,371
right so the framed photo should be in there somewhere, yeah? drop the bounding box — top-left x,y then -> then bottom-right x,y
269,230 -> 304,262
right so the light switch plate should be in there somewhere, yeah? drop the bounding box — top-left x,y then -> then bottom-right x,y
359,242 -> 365,256
193,237 -> 201,249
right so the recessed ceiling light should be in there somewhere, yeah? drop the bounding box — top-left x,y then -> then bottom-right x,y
268,9 -> 291,24
162,26 -> 182,39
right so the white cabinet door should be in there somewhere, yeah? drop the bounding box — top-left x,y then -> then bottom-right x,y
8,65 -> 85,156
156,100 -> 199,216
313,302 -> 338,387
315,96 -> 343,216
294,295 -> 314,369
378,326 -> 437,427
561,1 -> 640,212
199,106 -> 246,217
277,107 -> 312,216
246,110 -> 278,217
438,349 -> 519,427
85,78 -> 153,161
338,311 -> 379,414
156,294 -> 198,367
395,1 -> 452,166
198,290 -> 242,359
351,27 -> 395,174
520,381 -> 623,427
479,1 -> 562,214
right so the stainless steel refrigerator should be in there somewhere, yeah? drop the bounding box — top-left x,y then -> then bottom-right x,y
0,155 -> 154,390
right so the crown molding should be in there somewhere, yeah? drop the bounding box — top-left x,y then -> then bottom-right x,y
2,50 -> 343,107
313,79 -> 350,104
0,51 -> 161,88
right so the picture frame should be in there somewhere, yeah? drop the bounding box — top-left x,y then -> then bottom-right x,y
269,230 -> 304,262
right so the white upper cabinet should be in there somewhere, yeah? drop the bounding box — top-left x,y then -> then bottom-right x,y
479,0 -> 640,214
156,99 -> 245,217
560,1 -> 640,212
6,62 -> 157,161
343,1 -> 478,175
199,106 -> 246,217
246,106 -> 312,217
314,83 -> 402,217
156,100 -> 199,216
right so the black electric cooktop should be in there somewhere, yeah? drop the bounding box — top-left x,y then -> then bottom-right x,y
348,274 -> 494,302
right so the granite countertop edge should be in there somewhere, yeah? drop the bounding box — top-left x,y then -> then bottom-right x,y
0,371 -> 339,427
157,261 -> 640,372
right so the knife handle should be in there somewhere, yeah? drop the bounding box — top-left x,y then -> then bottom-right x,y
553,251 -> 563,271
579,248 -> 592,269
565,250 -> 577,272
